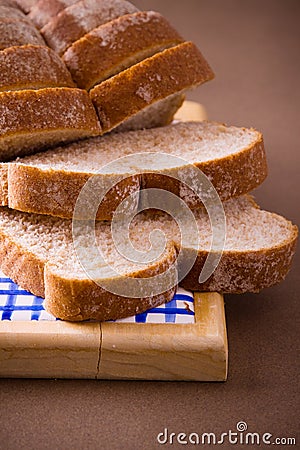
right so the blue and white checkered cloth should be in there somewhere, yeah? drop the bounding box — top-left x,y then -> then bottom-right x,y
0,271 -> 194,323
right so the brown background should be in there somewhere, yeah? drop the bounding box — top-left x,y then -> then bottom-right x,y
1,1 -> 299,449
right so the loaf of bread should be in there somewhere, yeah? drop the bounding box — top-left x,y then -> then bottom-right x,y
0,45 -> 75,91
41,0 -> 139,55
0,196 -> 297,321
62,11 -> 184,90
0,88 -> 101,161
90,42 -> 214,133
0,121 -> 267,219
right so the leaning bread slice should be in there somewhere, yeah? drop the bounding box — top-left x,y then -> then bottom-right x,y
0,196 -> 297,321
0,88 -> 101,161
41,0 -> 139,55
0,121 -> 267,218
29,0 -> 78,29
90,42 -> 214,133
0,45 -> 75,92
62,11 -> 184,90
0,18 -> 46,50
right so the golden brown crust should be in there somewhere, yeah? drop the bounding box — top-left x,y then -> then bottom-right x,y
180,225 -> 298,293
90,42 -> 214,133
0,203 -> 297,320
62,11 -> 184,90
0,88 -> 101,160
7,164 -> 141,220
2,129 -> 267,219
143,132 -> 267,203
44,246 -> 177,321
0,229 -> 45,297
41,0 -> 139,55
0,45 -> 75,92
0,18 -> 45,50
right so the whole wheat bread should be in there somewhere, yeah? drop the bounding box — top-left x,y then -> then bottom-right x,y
62,11 -> 184,90
0,121 -> 267,219
0,87 -> 101,161
90,42 -> 214,133
0,45 -> 75,91
41,0 -> 139,55
0,196 -> 297,321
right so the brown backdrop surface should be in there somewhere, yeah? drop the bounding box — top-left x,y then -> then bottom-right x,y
0,1 -> 299,449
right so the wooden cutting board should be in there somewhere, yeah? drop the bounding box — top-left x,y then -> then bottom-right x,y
0,102 -> 228,381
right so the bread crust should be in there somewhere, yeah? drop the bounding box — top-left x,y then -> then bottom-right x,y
14,0 -> 35,13
90,42 -> 214,133
29,0 -> 78,29
0,201 -> 297,320
44,245 -> 177,321
0,45 -> 75,92
0,18 -> 46,50
41,0 -> 139,55
62,11 -> 184,90
0,122 -> 267,219
0,213 -> 178,321
0,88 -> 101,160
180,223 -> 298,293
7,164 -> 141,220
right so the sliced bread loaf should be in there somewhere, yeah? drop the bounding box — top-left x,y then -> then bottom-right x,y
0,45 -> 75,91
29,0 -> 78,29
0,196 -> 297,321
62,11 -> 184,90
90,42 -> 214,133
41,0 -> 139,55
0,88 -> 101,161
0,121 -> 267,218
0,18 -> 45,50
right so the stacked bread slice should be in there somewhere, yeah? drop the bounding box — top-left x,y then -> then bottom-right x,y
0,1 -> 101,161
27,0 -> 214,133
0,0 -> 297,321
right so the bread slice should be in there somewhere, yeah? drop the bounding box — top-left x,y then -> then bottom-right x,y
90,42 -> 214,133
0,0 -> 19,7
0,45 -> 75,91
41,0 -> 139,55
0,88 -> 101,161
15,0 -> 36,14
0,121 -> 267,218
14,0 -> 35,13
115,93 -> 185,133
29,0 -> 78,29
62,11 -> 184,90
0,196 -> 297,321
0,4 -> 30,20
0,18 -> 45,50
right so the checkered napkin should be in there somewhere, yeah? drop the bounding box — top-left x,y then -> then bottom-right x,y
0,271 -> 194,323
